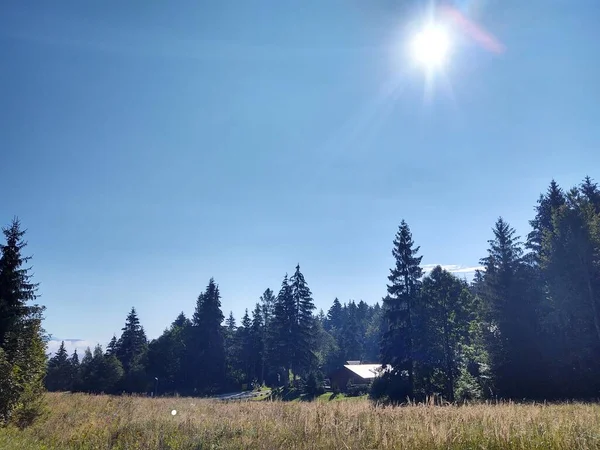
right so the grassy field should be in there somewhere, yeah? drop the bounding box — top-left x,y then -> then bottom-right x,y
2,393 -> 600,449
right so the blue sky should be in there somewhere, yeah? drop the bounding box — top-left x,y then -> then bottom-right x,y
2,1 -> 600,354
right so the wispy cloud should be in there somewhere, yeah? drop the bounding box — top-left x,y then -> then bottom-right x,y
46,339 -> 98,357
422,264 -> 485,275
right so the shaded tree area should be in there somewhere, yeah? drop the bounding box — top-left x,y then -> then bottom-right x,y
376,177 -> 600,403
40,176 -> 600,401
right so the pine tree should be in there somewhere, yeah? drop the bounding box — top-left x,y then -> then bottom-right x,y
116,308 -> 147,373
526,180 -> 566,263
289,264 -> 317,379
115,308 -> 148,393
147,313 -> 190,395
224,311 -> 242,386
326,298 -> 343,334
238,309 -> 253,383
418,266 -> 472,401
339,301 -> 363,362
46,341 -> 72,391
270,275 -> 295,385
250,303 -> 264,383
106,335 -> 118,356
188,278 -> 226,394
539,180 -> 600,397
380,220 -> 423,401
480,217 -> 541,398
70,350 -> 81,391
259,289 -> 276,382
0,218 -> 46,425
226,311 -> 236,332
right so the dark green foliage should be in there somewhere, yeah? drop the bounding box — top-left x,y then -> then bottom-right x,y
416,267 -> 472,401
249,304 -> 264,383
0,219 -> 46,425
147,313 -> 189,395
115,308 -> 148,393
10,176 -> 600,402
379,220 -> 423,401
45,341 -> 74,392
77,345 -> 124,394
269,275 -> 295,383
106,336 -> 117,356
290,265 -> 317,378
478,218 -> 543,398
304,371 -> 324,397
186,278 -> 226,394
116,308 -> 147,373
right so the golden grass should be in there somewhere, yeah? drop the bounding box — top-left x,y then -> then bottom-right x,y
2,392 -> 600,449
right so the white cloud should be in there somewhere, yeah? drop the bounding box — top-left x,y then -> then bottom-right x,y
46,339 -> 99,357
422,264 -> 485,275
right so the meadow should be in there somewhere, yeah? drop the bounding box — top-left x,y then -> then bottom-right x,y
2,393 -> 600,449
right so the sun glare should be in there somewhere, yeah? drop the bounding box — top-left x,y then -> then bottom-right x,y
410,24 -> 451,70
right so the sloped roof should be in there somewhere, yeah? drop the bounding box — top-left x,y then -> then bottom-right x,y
343,364 -> 382,379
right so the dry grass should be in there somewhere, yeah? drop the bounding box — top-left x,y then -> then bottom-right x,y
2,393 -> 600,449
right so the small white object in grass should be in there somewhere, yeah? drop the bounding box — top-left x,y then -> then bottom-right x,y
171,410 -> 177,416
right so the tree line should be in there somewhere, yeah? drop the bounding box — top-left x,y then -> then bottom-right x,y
2,176 -> 599,418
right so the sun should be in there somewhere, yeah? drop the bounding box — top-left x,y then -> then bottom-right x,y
410,24 -> 451,70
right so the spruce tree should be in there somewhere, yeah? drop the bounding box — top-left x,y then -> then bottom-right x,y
238,309 -> 253,383
480,217 -> 541,398
147,313 -> 190,395
70,350 -> 81,391
188,278 -> 226,394
46,341 -> 72,391
116,308 -> 147,373
270,275 -> 295,384
106,335 -> 118,356
380,220 -> 423,400
289,264 -> 317,378
0,218 -> 46,424
115,308 -> 148,393
418,266 -> 472,401
339,301 -> 363,362
326,298 -> 343,333
250,303 -> 264,383
539,180 -> 600,397
259,289 -> 276,382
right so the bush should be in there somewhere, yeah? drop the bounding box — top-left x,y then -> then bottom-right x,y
346,384 -> 369,397
305,372 -> 325,397
455,367 -> 483,402
369,373 -> 411,403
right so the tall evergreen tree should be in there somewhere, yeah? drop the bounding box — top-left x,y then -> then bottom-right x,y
115,308 -> 147,373
339,301 -> 363,362
147,313 -> 190,395
70,350 -> 81,391
326,298 -> 343,334
115,308 -> 148,393
289,264 -> 317,378
250,303 -> 264,383
380,220 -> 423,400
0,218 -> 46,424
270,275 -> 295,384
539,180 -> 600,397
46,341 -> 72,391
480,217 -> 542,398
259,288 -> 276,383
188,278 -> 226,394
418,266 -> 472,401
106,335 -> 118,356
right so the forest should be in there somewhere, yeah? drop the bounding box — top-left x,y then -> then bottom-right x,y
2,176 -> 600,423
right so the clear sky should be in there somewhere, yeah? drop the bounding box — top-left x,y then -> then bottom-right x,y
2,0 -> 600,354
